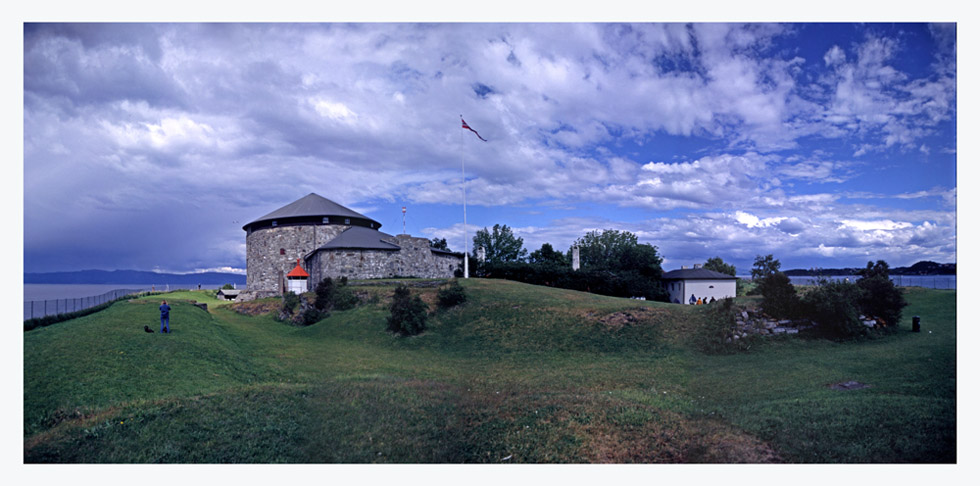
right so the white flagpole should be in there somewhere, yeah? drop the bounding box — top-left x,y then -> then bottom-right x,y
460,115 -> 469,278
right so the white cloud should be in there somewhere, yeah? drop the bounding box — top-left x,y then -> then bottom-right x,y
838,219 -> 913,231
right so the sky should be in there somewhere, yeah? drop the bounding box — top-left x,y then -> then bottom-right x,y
20,19 -> 960,276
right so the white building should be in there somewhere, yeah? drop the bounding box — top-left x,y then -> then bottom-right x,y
662,266 -> 737,304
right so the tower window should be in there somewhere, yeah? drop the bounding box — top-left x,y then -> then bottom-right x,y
280,248 -> 286,255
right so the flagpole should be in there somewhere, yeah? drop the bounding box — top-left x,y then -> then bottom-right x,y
460,115 -> 469,279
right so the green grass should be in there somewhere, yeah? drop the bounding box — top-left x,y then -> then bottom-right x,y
23,281 -> 955,463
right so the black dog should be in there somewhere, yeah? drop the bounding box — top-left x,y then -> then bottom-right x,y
144,325 -> 154,333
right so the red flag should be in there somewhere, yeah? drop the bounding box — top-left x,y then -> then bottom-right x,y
461,117 -> 487,142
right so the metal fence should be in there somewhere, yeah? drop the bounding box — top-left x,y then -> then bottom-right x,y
24,288 -> 151,321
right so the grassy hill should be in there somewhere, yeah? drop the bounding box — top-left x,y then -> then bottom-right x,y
23,280 -> 956,463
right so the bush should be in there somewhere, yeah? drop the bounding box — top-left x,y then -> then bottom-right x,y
314,278 -> 335,311
801,279 -> 866,338
300,307 -> 324,326
221,283 -> 235,290
857,275 -> 907,327
757,272 -> 801,319
437,280 -> 467,309
386,285 -> 428,336
314,277 -> 360,312
279,291 -> 300,320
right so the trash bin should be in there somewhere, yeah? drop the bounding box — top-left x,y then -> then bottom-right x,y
912,316 -> 920,332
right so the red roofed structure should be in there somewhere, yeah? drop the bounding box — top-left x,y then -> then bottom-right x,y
287,259 -> 309,278
286,259 -> 309,293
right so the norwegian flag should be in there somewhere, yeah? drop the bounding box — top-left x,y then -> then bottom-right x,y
461,117 -> 487,142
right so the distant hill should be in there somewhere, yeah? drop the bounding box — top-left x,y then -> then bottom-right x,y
25,269 -> 247,285
784,261 -> 955,277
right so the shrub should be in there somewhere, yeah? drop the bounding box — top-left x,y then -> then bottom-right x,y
386,285 -> 428,336
757,272 -> 801,318
437,280 -> 467,309
279,291 -> 300,320
299,307 -> 324,326
314,277 -> 360,312
857,275 -> 907,327
314,277 -> 335,311
801,279 -> 866,338
221,283 -> 235,290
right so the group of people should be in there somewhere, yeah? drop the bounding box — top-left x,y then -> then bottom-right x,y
689,295 -> 716,305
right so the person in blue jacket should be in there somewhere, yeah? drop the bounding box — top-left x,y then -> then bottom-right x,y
159,300 -> 171,333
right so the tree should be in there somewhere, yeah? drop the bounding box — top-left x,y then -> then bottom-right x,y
386,285 -> 428,336
751,254 -> 781,280
430,238 -> 450,251
528,243 -> 566,265
856,260 -> 906,327
758,271 -> 801,318
473,224 -> 527,264
572,230 -> 640,270
857,260 -> 890,279
704,256 -> 736,276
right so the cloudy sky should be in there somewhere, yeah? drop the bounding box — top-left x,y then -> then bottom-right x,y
22,20 -> 958,275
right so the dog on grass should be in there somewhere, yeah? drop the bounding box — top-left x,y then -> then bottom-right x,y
144,325 -> 154,333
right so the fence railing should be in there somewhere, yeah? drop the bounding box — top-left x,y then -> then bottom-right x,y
23,288 -> 151,321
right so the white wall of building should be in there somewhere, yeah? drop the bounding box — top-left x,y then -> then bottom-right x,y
287,278 -> 307,294
666,279 -> 736,304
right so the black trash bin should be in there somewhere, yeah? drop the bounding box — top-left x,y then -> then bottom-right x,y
912,316 -> 920,332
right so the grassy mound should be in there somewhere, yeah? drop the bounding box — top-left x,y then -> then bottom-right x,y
23,280 -> 955,463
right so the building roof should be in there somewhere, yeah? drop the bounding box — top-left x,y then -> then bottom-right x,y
316,226 -> 401,251
661,268 -> 737,280
243,193 -> 380,230
286,259 -> 310,278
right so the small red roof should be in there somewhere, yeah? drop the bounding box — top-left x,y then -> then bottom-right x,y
286,259 -> 309,278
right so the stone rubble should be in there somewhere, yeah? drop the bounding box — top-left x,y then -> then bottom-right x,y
727,307 -> 817,343
727,307 -> 888,342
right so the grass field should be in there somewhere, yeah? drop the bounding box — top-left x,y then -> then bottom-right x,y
23,281 -> 956,463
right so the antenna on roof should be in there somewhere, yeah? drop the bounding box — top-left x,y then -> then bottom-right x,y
402,206 -> 407,235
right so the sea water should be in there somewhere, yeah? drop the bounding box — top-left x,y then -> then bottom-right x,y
23,283 -> 228,302
735,275 -> 956,290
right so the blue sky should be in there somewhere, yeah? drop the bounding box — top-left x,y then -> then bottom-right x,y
20,18 -> 960,276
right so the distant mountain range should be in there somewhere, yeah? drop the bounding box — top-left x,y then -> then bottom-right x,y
25,269 -> 247,285
784,261 -> 955,277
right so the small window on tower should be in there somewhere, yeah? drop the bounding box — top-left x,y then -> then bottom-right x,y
280,248 -> 286,255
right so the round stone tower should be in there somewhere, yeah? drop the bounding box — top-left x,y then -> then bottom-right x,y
242,193 -> 381,295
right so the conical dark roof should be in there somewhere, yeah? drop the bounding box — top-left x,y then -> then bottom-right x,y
244,193 -> 380,230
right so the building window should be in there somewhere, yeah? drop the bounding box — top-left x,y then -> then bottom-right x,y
709,285 -> 714,289
345,218 -> 350,225
280,248 -> 285,255
272,220 -> 278,227
323,217 -> 329,224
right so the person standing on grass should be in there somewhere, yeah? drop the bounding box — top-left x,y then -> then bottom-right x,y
160,300 -> 171,333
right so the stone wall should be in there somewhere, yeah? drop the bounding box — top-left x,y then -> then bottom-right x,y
307,234 -> 462,283
245,224 -> 347,292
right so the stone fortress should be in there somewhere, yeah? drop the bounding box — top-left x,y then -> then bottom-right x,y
240,193 -> 462,299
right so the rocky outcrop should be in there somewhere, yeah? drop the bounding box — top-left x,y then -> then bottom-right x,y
727,307 -> 817,343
